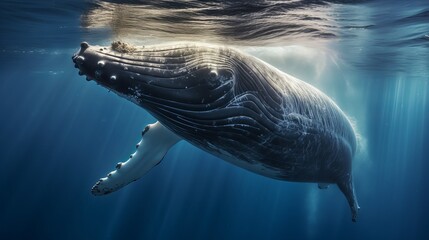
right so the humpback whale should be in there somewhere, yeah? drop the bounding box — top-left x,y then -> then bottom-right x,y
72,41 -> 359,221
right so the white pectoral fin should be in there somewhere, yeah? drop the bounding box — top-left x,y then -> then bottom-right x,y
91,121 -> 181,196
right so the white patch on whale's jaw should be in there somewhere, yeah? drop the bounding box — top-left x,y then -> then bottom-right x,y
91,121 -> 181,195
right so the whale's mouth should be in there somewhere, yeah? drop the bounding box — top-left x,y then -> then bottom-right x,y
72,41 -> 236,109
72,41 -> 196,91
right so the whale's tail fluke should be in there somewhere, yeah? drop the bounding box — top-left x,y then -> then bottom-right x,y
91,121 -> 181,195
337,175 -> 360,222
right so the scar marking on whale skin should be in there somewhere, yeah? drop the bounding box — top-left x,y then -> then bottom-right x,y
115,162 -> 123,169
142,125 -> 150,136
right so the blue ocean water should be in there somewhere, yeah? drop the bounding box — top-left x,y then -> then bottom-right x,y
0,0 -> 428,239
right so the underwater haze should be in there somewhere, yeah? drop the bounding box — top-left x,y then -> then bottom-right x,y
0,0 -> 428,239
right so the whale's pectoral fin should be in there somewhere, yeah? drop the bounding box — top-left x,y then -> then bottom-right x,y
318,183 -> 330,189
337,175 -> 360,222
91,121 -> 181,196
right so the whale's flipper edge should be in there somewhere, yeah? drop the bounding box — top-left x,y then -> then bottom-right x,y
91,121 -> 181,195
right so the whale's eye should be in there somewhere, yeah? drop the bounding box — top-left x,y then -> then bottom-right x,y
209,70 -> 218,79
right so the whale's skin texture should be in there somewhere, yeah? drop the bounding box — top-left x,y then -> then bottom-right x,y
72,41 -> 359,221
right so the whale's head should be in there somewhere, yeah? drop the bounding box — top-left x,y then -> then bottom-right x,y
72,41 -> 236,111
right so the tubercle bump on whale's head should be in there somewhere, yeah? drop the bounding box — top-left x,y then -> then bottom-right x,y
72,41 -> 129,91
